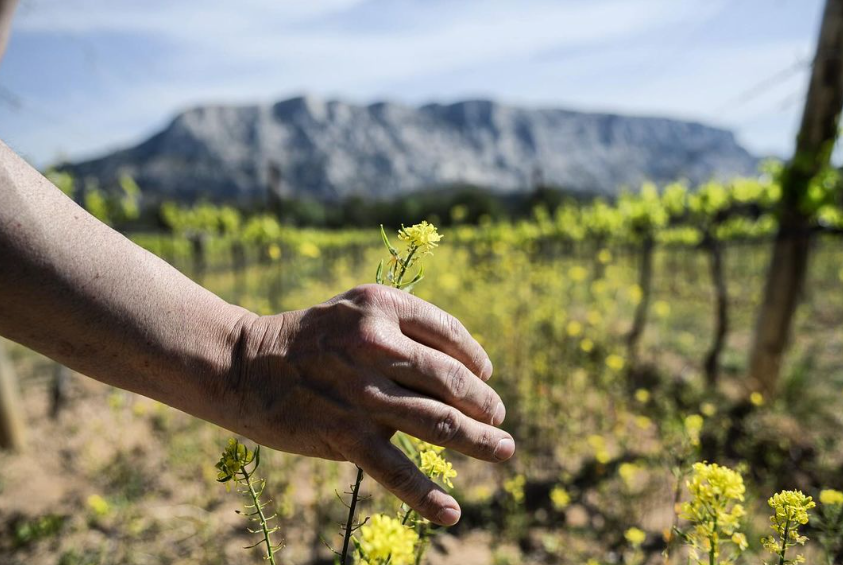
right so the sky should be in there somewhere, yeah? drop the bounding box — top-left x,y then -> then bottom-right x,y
0,0 -> 826,168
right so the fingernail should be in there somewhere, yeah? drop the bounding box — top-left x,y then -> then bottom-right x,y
437,506 -> 461,526
493,402 -> 506,426
494,438 -> 515,461
481,358 -> 494,380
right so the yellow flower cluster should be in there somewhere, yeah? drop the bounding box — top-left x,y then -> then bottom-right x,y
820,489 -> 843,506
358,514 -> 419,565
550,486 -> 571,510
398,221 -> 442,254
504,474 -> 526,504
215,438 -> 254,482
419,450 -> 457,489
761,490 -> 815,564
684,414 -> 704,447
625,527 -> 646,547
681,462 -> 746,562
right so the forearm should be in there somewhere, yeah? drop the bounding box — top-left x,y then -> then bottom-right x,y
0,140 -> 252,423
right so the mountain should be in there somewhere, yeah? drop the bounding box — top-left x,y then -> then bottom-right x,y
64,96 -> 758,202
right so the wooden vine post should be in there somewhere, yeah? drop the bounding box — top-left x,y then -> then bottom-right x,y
748,0 -> 843,395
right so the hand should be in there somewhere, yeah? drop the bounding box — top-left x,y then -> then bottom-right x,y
223,284 -> 514,526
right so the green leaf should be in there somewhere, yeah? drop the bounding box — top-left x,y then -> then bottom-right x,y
380,224 -> 400,258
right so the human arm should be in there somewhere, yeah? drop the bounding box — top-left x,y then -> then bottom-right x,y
0,140 -> 513,525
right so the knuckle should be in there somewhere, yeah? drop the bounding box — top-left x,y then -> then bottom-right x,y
444,362 -> 469,400
479,427 -> 496,452
480,392 -> 498,422
442,313 -> 465,342
351,284 -> 391,308
383,461 -> 420,497
433,408 -> 461,445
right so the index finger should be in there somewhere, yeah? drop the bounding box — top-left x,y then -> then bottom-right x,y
387,290 -> 493,381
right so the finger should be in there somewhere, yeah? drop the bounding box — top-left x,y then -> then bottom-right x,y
378,333 -> 505,426
350,437 -> 462,526
376,387 -> 515,463
390,291 -> 493,381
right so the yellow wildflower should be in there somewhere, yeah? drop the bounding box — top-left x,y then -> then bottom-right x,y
634,389 -> 651,403
358,514 -> 418,565
731,532 -> 748,551
398,221 -> 442,254
819,489 -> 843,506
684,414 -> 704,447
550,486 -> 571,510
750,392 -> 764,406
566,320 -> 583,337
625,527 -> 646,547
86,494 -> 110,517
681,462 -> 746,561
419,450 -> 457,488
605,354 -> 625,371
762,490 -> 815,564
580,338 -> 594,353
504,474 -> 526,504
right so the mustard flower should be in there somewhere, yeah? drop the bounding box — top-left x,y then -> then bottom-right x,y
550,486 -> 571,510
419,449 -> 457,488
819,489 -> 843,506
358,514 -> 419,565
762,490 -> 815,565
680,462 -> 746,564
398,221 -> 442,254
625,527 -> 646,547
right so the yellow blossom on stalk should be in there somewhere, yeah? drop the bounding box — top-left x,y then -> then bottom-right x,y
684,414 -> 704,447
625,527 -> 646,547
504,474 -> 526,504
750,391 -> 764,406
419,450 -> 457,488
606,354 -> 625,371
358,514 -> 419,565
580,338 -> 594,353
731,533 -> 748,551
820,489 -> 843,506
86,494 -> 110,517
550,486 -> 571,510
619,462 -> 642,489
567,320 -> 583,337
588,434 -> 611,464
634,388 -> 650,403
681,462 -> 746,564
761,490 -> 815,565
398,221 -> 442,254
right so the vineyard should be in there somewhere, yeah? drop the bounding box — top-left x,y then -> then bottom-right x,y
1,164 -> 843,565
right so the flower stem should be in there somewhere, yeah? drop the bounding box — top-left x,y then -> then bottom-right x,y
341,466 -> 365,565
779,516 -> 791,565
241,467 -> 277,565
396,245 -> 418,286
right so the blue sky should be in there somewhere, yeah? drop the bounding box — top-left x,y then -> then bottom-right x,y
0,0 -> 825,167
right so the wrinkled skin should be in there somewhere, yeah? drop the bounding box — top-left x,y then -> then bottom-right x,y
227,284 -> 514,525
